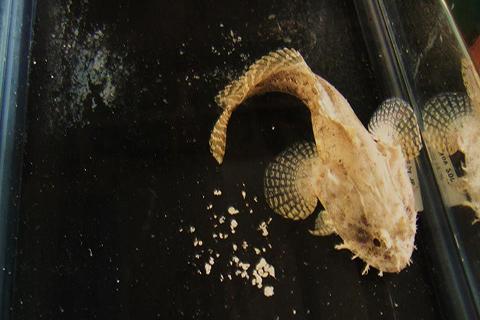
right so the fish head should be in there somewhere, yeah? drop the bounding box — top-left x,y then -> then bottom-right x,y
342,204 -> 416,274
320,132 -> 417,275
342,141 -> 416,274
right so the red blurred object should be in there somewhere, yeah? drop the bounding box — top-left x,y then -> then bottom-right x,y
469,35 -> 480,73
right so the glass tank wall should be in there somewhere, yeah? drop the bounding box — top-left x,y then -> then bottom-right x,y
0,0 -> 478,319
380,0 -> 480,319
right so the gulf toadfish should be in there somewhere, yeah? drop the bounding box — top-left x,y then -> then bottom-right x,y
209,48 -> 422,275
422,58 -> 480,223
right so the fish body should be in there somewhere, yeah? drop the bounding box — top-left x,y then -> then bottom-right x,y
210,49 -> 420,274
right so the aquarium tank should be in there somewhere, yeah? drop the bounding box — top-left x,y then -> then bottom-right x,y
0,0 -> 479,319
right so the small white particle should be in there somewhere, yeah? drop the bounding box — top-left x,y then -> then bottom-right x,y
258,221 -> 269,237
213,189 -> 222,196
240,262 -> 250,271
230,219 -> 238,230
219,216 -> 226,224
264,286 -> 274,297
228,206 -> 239,215
241,190 -> 246,199
205,263 -> 212,275
193,237 -> 203,246
268,14 -> 276,20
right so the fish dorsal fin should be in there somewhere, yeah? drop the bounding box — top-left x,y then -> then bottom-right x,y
210,48 -> 320,164
368,98 -> 423,160
263,141 -> 319,220
422,92 -> 473,154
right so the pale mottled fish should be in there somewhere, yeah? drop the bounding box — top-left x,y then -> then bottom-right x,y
210,48 -> 421,275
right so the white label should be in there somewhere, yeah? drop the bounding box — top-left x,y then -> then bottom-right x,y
406,159 -> 424,212
429,150 -> 467,207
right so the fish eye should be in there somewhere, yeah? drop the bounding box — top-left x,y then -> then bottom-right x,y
373,238 -> 381,247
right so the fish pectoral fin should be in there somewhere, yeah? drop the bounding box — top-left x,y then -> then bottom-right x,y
263,141 -> 320,220
421,92 -> 473,155
309,210 -> 336,236
368,98 -> 423,160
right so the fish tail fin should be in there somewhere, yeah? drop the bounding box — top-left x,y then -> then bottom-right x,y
263,141 -> 319,220
421,92 -> 473,154
214,48 -> 306,109
210,48 -> 316,164
368,98 -> 423,159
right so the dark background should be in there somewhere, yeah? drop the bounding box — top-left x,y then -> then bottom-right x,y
13,0 -> 441,319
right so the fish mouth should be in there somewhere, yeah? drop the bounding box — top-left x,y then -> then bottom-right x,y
337,242 -> 411,275
365,249 -> 412,275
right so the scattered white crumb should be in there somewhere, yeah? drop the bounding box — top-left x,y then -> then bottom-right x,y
205,263 -> 212,275
218,233 -> 228,239
258,221 -> 268,237
206,204 -> 213,210
230,219 -> 238,234
242,241 -> 248,250
189,226 -> 195,233
219,216 -> 226,224
213,189 -> 222,196
242,190 -> 246,199
232,244 -> 238,251
240,262 -> 250,271
256,258 -> 275,279
228,206 -> 239,215
193,238 -> 203,247
264,286 -> 274,297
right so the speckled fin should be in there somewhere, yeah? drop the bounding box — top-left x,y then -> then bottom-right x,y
421,93 -> 473,154
210,48 -> 316,164
264,141 -> 319,220
462,58 -> 480,113
368,98 -> 423,160
309,210 -> 336,236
